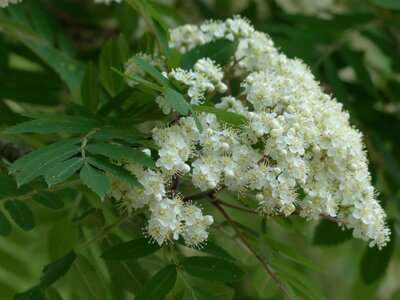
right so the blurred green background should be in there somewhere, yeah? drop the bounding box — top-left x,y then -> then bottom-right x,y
0,0 -> 399,299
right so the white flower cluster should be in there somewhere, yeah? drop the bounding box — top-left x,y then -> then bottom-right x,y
169,16 -> 278,75
169,17 -> 389,248
110,162 -> 214,247
114,16 -> 390,249
0,0 -> 21,8
168,58 -> 227,105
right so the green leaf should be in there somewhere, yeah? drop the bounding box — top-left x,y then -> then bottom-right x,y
273,257 -> 325,300
25,47 -> 82,100
79,164 -> 110,200
313,219 -> 353,246
116,1 -> 138,39
361,222 -> 395,284
370,132 -> 400,185
180,39 -> 235,70
48,216 -> 79,260
125,0 -> 171,60
90,127 -> 140,143
81,61 -> 99,113
40,250 -> 76,289
192,106 -> 246,127
266,238 -> 317,270
9,139 -> 80,186
87,156 -> 142,188
189,106 -> 204,133
99,39 -> 124,97
72,207 -> 105,228
32,192 -> 64,210
67,255 -> 107,300
179,256 -> 244,282
101,237 -> 161,260
101,234 -> 148,294
0,173 -> 18,198
163,87 -> 190,115
43,287 -> 62,300
323,58 -> 352,112
116,34 -> 131,64
200,242 -> 235,261
178,239 -> 233,261
152,18 -> 171,63
135,264 -> 177,300
4,199 -> 35,231
183,287 -> 219,300
340,47 -> 378,99
0,209 -> 12,236
371,0 -> 400,10
131,56 -> 171,87
44,157 -> 84,186
0,18 -> 84,100
3,115 -> 101,134
86,143 -> 155,168
14,285 -> 43,300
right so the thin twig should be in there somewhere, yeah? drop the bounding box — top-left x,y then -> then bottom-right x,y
184,191 -> 348,224
212,199 -> 291,300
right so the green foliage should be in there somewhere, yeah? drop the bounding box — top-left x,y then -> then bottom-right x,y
132,56 -> 171,87
361,222 -> 396,284
135,264 -> 177,300
4,199 -> 35,231
44,158 -> 84,187
101,234 -> 148,294
79,163 -> 110,200
179,256 -> 245,282
87,156 -> 142,188
101,237 -> 161,261
9,138 -> 81,186
99,39 -> 125,97
183,287 -> 219,300
193,106 -> 246,127
15,251 -> 76,298
3,115 -> 102,134
39,251 -> 76,289
32,192 -> 64,210
0,209 -> 12,236
371,0 -> 400,10
313,219 -> 353,246
81,61 -> 100,113
180,39 -> 235,70
67,255 -> 107,300
86,143 -> 155,168
163,87 -> 190,115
